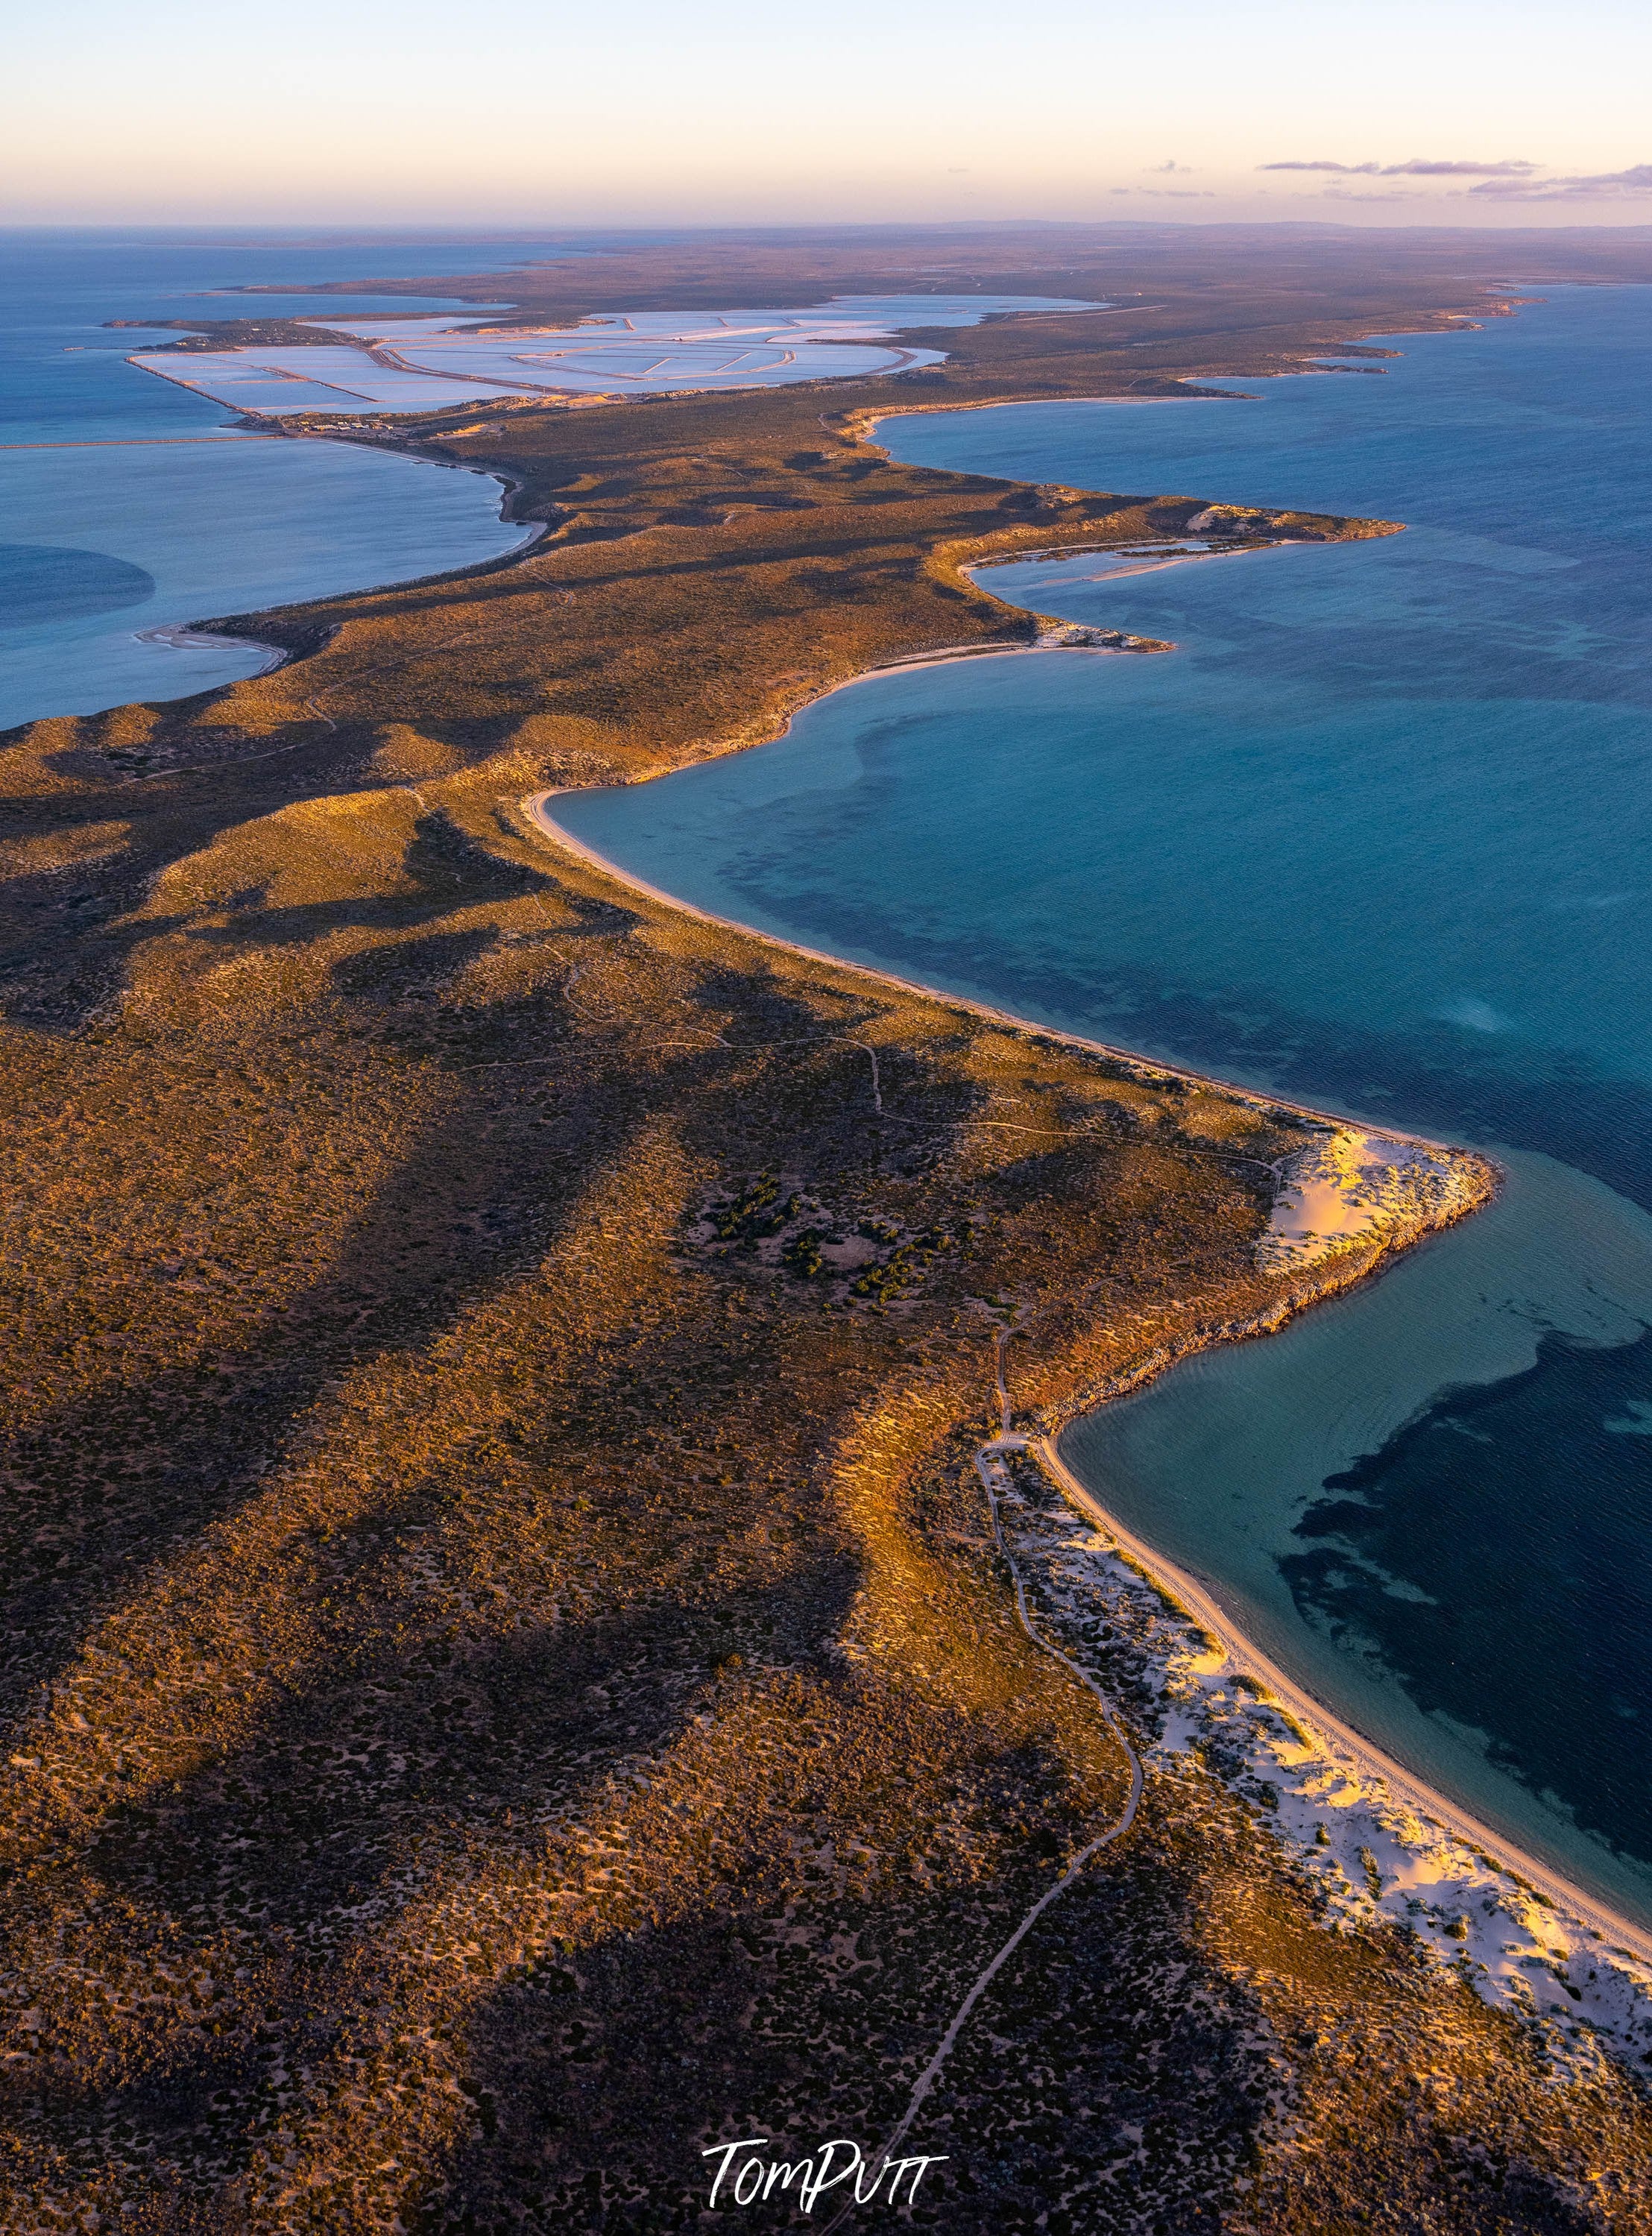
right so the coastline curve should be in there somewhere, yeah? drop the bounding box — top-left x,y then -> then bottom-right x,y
521,779 -> 1463,1157
519,779 -> 1652,1985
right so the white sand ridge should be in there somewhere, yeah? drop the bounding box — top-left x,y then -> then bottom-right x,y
991,1461 -> 1652,2082
1258,1124 -> 1483,1275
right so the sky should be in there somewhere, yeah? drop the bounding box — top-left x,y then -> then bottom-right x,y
10,0 -> 1652,227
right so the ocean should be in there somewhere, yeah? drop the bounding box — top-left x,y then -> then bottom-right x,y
0,228 -> 560,730
552,286 -> 1652,1927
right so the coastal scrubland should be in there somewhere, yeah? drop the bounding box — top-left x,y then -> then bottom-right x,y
5,226 -> 1652,2229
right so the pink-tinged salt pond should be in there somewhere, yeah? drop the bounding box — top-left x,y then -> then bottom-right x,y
127,343 -> 532,415
130,295 -> 1106,415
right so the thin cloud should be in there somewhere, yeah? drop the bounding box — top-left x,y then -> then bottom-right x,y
1261,157 -> 1539,177
1320,186 -> 1434,203
1469,163 -> 1652,199
1147,160 -> 1194,174
1384,158 -> 1539,177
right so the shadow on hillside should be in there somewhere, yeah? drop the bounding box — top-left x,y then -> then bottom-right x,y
0,963 -> 717,1731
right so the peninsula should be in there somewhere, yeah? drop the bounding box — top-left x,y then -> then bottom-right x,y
4,224 -> 1652,2230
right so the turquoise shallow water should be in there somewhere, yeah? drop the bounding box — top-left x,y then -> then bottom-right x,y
555,286 -> 1652,1925
0,229 -> 565,730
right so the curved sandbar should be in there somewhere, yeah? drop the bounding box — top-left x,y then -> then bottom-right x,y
134,620 -> 289,675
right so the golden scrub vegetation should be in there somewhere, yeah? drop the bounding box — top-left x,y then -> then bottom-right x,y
1,230 -> 1650,2229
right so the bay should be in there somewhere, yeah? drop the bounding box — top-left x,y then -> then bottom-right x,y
0,228 -> 564,728
552,286 -> 1652,1926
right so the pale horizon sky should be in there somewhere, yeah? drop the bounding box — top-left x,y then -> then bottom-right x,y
10,0 -> 1652,230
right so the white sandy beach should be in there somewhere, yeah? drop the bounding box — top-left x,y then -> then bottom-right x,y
1022,1440 -> 1652,2046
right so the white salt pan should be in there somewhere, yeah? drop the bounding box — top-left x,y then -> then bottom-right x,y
130,295 -> 1105,417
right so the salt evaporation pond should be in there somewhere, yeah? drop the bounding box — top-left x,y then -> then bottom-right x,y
130,295 -> 1104,413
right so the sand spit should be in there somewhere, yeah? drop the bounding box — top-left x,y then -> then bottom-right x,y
971,536 -> 1322,602
133,621 -> 289,675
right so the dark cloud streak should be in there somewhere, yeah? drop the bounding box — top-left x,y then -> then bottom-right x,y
1261,157 -> 1539,178
1469,163 -> 1652,199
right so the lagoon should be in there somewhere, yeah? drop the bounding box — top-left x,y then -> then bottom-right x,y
1,437 -> 537,730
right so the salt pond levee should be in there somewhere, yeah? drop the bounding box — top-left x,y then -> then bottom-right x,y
129,295 -> 1103,413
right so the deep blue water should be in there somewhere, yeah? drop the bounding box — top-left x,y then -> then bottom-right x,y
554,286 -> 1652,1924
0,229 -> 578,728
1291,1324 -> 1652,1872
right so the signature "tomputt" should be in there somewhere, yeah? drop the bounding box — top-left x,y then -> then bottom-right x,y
702,2137 -> 948,2213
